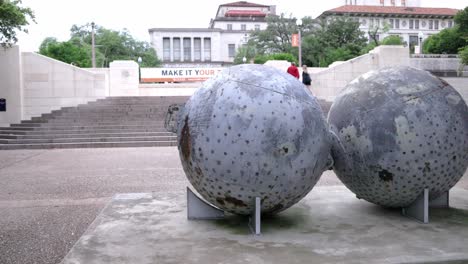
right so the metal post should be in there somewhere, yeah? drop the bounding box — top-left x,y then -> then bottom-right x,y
91,22 -> 96,68
298,29 -> 302,67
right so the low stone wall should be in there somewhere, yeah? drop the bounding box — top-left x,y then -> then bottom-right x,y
410,57 -> 468,77
310,46 -> 410,101
443,77 -> 468,103
0,46 -> 23,127
22,52 -> 108,119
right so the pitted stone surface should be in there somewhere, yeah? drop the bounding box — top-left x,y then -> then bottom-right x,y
176,64 -> 332,215
328,66 -> 468,207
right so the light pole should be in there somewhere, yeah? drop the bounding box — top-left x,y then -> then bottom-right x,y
91,22 -> 96,68
137,57 -> 142,83
296,19 -> 302,67
418,31 -> 424,55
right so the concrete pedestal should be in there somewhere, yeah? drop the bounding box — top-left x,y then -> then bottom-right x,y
61,186 -> 468,264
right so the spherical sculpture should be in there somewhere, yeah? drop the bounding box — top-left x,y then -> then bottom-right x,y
328,66 -> 468,207
176,64 -> 332,215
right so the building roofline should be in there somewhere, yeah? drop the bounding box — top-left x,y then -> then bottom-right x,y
220,1 -> 270,8
148,28 -> 222,33
318,5 -> 459,19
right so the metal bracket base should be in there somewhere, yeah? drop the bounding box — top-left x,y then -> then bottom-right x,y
430,191 -> 449,208
248,197 -> 261,235
187,187 -> 224,220
402,189 -> 450,224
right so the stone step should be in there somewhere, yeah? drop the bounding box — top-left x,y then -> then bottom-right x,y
0,135 -> 176,144
0,140 -> 177,150
0,128 -> 169,135
0,131 -> 174,139
4,124 -> 167,131
21,120 -> 167,125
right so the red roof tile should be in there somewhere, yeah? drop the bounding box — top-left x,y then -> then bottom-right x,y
221,1 -> 269,8
225,10 -> 266,17
323,5 -> 459,17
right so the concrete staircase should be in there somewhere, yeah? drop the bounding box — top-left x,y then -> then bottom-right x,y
0,96 -> 332,150
0,96 -> 189,150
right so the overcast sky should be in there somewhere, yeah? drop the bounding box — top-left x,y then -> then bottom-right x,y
17,0 -> 466,52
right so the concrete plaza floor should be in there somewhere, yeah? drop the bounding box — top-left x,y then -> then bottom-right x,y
0,147 -> 467,264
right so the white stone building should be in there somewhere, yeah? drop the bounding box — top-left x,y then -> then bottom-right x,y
149,1 -> 276,66
319,4 -> 459,48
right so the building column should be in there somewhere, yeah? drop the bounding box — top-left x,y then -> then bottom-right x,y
181,37 -> 184,62
170,37 -> 174,62
191,38 -> 195,62
201,38 -> 205,62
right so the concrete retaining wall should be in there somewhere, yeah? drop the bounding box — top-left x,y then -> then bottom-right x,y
311,46 -> 410,101
443,77 -> 468,103
0,46 -> 23,127
21,52 -> 108,119
410,57 -> 468,77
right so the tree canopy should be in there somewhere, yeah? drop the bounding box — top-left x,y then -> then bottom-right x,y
422,6 -> 468,55
0,0 -> 35,48
247,15 -> 367,67
39,23 -> 160,67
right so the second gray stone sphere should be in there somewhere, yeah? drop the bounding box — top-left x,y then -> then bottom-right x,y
176,64 -> 332,215
328,66 -> 468,207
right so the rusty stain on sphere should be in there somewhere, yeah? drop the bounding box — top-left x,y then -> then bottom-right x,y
176,64 -> 333,215
328,66 -> 468,207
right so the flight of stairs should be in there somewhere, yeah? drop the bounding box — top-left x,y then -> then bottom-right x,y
0,96 -> 332,150
0,96 -> 189,150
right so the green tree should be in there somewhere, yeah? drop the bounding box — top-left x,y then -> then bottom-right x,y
454,6 -> 468,37
0,0 -> 35,48
423,28 -> 466,54
39,23 -> 160,67
301,17 -> 367,67
249,13 -> 298,54
367,21 -> 390,46
252,53 -> 297,64
380,35 -> 405,45
460,45 -> 468,65
39,38 -> 93,67
233,44 -> 257,64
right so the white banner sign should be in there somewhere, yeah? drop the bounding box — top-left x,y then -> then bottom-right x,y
141,67 -> 224,83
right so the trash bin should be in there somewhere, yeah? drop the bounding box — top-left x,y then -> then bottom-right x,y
0,98 -> 5,112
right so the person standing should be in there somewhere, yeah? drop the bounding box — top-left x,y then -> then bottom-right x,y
287,62 -> 299,79
302,64 -> 312,90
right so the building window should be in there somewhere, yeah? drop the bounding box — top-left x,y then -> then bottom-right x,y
204,38 -> 211,61
448,20 -> 453,28
389,19 -> 394,29
228,44 -> 235,58
409,19 -> 414,29
369,19 -> 374,28
173,38 -> 181,61
194,38 -> 201,61
227,24 -> 232,30
183,38 -> 191,61
163,37 -> 170,61
241,24 -> 247,31
255,24 -> 260,30
429,20 -> 433,29
415,19 -> 419,29
435,20 -> 439,30
395,19 -> 400,29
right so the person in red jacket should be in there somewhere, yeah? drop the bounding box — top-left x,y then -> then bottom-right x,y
287,62 -> 300,79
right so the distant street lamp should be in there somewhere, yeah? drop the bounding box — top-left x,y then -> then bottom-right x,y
296,18 -> 302,67
91,22 -> 96,68
137,57 -> 142,83
242,56 -> 247,63
418,31 -> 424,55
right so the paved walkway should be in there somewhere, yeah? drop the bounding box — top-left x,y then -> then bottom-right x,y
0,147 -> 466,264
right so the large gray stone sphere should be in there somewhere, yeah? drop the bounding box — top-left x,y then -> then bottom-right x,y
176,64 -> 332,215
328,66 -> 468,208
